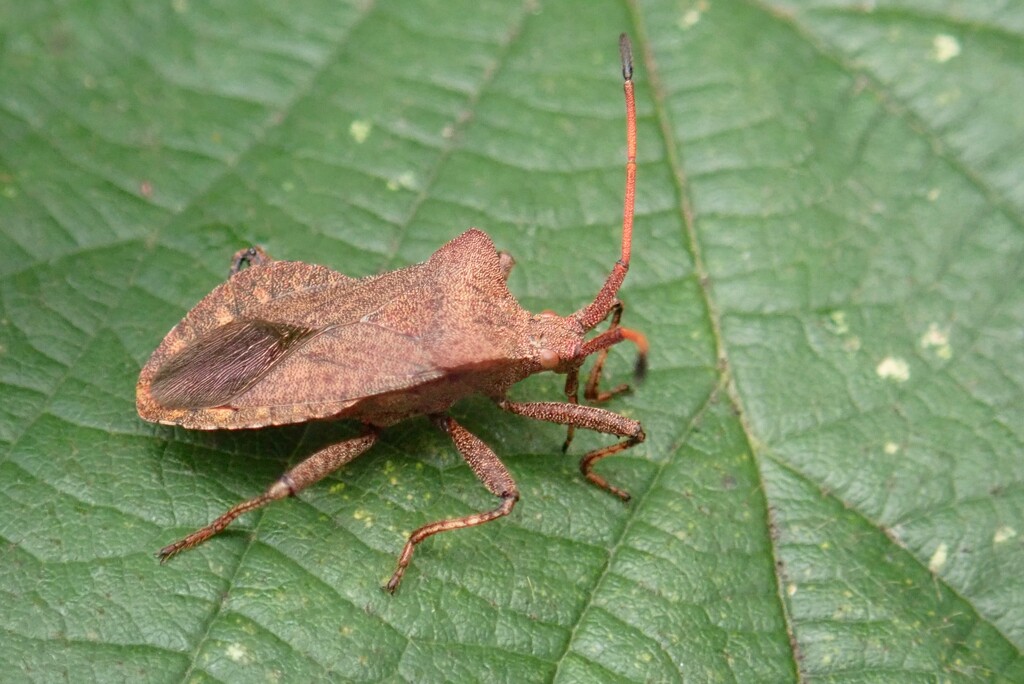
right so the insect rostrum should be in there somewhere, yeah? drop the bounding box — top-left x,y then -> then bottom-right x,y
137,35 -> 648,593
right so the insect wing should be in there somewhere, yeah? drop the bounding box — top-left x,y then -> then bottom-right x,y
137,230 -> 528,429
149,319 -> 316,409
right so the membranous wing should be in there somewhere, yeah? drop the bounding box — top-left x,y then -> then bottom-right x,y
149,320 -> 317,409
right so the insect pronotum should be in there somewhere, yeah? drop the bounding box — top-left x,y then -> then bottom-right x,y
137,34 -> 648,593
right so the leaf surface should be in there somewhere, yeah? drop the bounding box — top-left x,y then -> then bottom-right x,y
1,0 -> 1021,681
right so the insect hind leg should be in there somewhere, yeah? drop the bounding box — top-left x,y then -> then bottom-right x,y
157,428 -> 378,562
385,414 -> 519,593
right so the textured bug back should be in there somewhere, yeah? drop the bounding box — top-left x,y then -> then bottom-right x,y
137,230 -> 532,429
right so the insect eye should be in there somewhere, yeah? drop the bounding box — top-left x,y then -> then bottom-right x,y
538,349 -> 559,369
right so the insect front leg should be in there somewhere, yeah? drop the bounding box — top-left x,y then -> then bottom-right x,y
385,414 -> 519,594
158,428 -> 378,562
581,306 -> 649,395
562,301 -> 648,452
583,301 -> 630,402
498,400 -> 644,501
230,245 -> 273,274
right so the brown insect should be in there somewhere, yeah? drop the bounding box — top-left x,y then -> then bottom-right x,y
138,35 -> 647,593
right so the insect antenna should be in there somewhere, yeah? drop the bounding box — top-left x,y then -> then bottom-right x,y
574,33 -> 637,333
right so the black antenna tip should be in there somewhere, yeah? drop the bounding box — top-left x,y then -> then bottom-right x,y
619,33 -> 633,81
633,352 -> 648,383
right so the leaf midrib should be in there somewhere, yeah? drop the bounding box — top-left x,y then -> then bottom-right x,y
630,0 -> 1024,671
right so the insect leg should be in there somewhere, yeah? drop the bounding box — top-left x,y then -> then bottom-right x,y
497,251 -> 516,282
560,368 -> 581,453
562,302 -> 646,453
230,245 -> 273,274
581,301 -> 624,405
584,301 -> 649,400
385,414 -> 519,594
158,428 -> 378,562
498,400 -> 644,501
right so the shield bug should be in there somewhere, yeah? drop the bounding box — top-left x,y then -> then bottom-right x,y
138,35 -> 648,593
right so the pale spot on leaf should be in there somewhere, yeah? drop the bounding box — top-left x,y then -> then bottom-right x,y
994,526 -> 1016,544
920,323 -> 952,359
349,119 -> 372,144
226,643 -> 247,663
932,34 -> 961,63
387,171 -> 417,191
825,310 -> 849,335
876,356 -> 910,382
928,542 -> 948,572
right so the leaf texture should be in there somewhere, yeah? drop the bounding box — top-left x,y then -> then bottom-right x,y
0,0 -> 1021,681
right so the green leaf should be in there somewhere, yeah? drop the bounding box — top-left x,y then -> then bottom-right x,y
1,0 -> 1021,681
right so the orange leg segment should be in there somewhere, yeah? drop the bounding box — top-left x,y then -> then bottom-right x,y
385,414 -> 519,593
